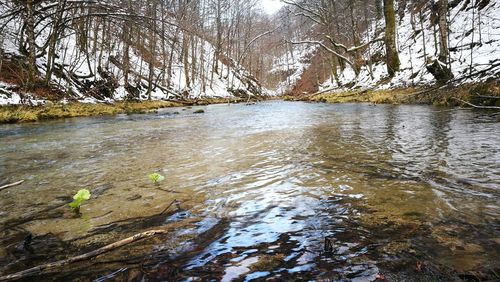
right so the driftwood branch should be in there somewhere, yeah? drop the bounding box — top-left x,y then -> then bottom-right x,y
0,229 -> 169,281
451,97 -> 500,110
0,180 -> 24,191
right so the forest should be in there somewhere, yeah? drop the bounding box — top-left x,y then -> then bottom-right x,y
0,0 -> 499,281
0,0 -> 497,108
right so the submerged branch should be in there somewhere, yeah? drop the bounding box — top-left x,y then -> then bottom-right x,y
0,180 -> 24,192
0,229 -> 169,281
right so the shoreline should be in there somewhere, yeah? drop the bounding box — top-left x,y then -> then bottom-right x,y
0,97 -> 256,124
1,82 -> 499,124
284,82 -> 500,108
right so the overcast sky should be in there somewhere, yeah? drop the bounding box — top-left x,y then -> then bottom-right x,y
260,0 -> 286,14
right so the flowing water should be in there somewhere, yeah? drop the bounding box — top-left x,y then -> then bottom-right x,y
0,102 -> 499,281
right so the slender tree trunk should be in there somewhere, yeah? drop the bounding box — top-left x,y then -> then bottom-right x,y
98,20 -> 106,70
166,28 -> 179,88
438,0 -> 450,63
25,0 -> 37,88
419,10 -> 427,59
331,54 -> 340,86
376,0 -> 383,20
182,34 -> 191,89
191,36 -> 197,85
477,5 -> 482,44
470,0 -> 475,73
201,40 -> 206,93
350,1 -> 362,76
398,0 -> 407,23
45,0 -> 66,86
160,1 -> 167,86
122,21 -> 130,90
364,5 -> 374,79
0,34 -> 3,75
383,0 -> 401,77
427,0 -> 454,83
147,0 -> 157,100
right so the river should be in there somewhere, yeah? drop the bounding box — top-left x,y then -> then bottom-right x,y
0,101 -> 499,281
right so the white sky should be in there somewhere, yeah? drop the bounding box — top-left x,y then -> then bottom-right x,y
260,0 -> 286,14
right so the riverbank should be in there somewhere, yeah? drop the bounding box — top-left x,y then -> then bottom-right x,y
285,82 -> 500,108
2,82 -> 499,124
0,97 -> 252,124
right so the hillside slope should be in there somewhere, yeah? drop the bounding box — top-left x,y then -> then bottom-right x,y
0,2 -> 268,105
275,0 -> 500,95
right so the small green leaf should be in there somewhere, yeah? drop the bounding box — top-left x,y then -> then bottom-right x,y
73,189 -> 91,201
69,189 -> 91,211
149,173 -> 165,184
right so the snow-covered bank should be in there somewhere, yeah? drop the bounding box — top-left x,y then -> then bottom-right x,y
0,2 -> 273,106
276,0 -> 500,95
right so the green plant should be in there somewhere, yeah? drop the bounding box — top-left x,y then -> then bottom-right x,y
69,189 -> 91,214
149,173 -> 165,184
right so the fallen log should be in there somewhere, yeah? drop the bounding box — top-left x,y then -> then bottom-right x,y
0,180 -> 24,192
0,229 -> 169,281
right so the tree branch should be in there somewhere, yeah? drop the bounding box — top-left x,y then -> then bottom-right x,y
451,97 -> 500,110
288,40 -> 354,66
238,27 -> 279,65
325,34 -> 384,53
0,229 -> 169,281
0,180 -> 24,191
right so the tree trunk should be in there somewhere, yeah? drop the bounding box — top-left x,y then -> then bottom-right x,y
427,0 -> 454,82
419,10 -> 427,59
166,28 -> 179,88
350,1 -> 362,76
122,23 -> 130,90
182,34 -> 191,89
146,0 -> 157,100
438,0 -> 450,63
0,33 -> 4,75
25,0 -> 37,88
398,0 -> 407,23
331,54 -> 340,86
383,0 -> 400,77
45,0 -> 66,86
376,0 -> 383,20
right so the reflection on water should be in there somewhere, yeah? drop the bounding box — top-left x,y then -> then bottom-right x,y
0,102 -> 499,280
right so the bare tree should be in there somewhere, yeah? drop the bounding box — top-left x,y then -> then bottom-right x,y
383,0 -> 400,77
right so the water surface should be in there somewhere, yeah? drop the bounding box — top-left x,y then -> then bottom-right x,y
1,102 -> 499,280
